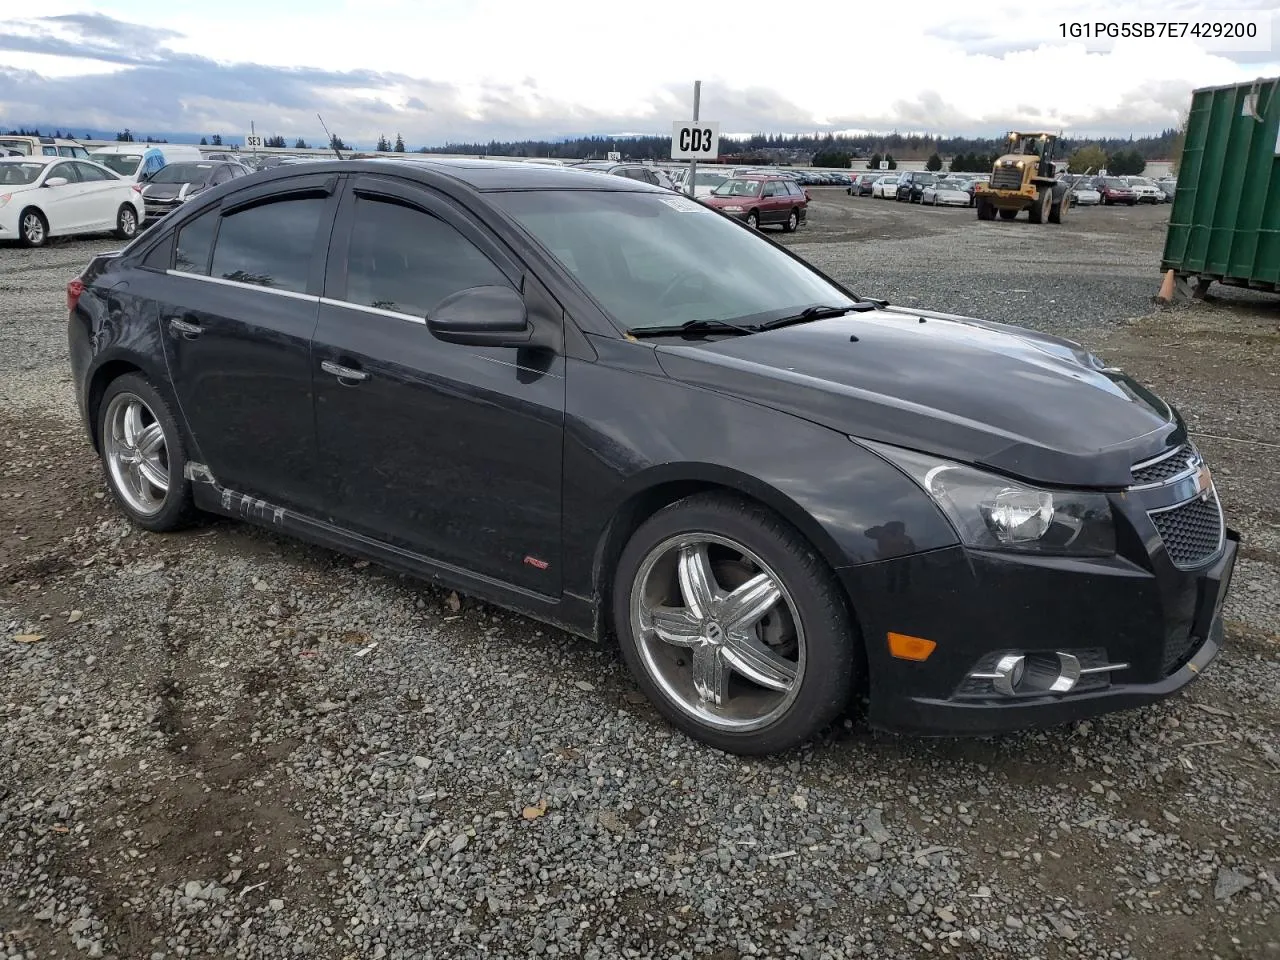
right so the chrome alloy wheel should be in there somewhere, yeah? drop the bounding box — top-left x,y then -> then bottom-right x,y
22,212 -> 45,245
103,393 -> 170,516
630,533 -> 805,732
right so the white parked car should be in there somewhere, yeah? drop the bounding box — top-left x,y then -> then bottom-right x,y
920,179 -> 971,206
89,144 -> 204,183
871,175 -> 900,198
1124,177 -> 1166,203
0,157 -> 143,247
683,170 -> 731,197
1069,180 -> 1102,205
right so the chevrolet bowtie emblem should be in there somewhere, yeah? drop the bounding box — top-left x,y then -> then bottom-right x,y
1194,462 -> 1213,497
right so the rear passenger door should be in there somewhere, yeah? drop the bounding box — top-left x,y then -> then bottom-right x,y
69,162 -> 121,229
760,181 -> 785,223
153,174 -> 338,507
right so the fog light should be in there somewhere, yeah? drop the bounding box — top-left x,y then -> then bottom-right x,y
964,650 -> 1129,698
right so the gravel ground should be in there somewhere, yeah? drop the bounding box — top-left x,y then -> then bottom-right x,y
1,203 -> 1277,960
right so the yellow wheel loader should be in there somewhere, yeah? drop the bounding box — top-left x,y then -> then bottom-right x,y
974,132 -> 1071,224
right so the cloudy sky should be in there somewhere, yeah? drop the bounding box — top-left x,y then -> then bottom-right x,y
1,0 -> 1276,146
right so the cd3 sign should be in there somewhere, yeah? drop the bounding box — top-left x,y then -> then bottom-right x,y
671,121 -> 720,161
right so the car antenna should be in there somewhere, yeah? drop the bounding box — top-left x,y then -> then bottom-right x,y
317,113 -> 346,160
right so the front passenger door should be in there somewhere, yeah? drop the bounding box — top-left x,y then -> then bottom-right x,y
312,178 -> 565,594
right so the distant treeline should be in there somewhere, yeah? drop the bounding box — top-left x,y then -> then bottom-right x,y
420,130 -> 1182,162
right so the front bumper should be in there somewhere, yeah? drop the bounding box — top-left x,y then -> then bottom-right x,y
843,528 -> 1238,736
144,199 -> 182,221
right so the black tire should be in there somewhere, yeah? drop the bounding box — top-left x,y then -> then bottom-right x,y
18,208 -> 48,248
97,373 -> 199,533
976,199 -> 995,221
783,209 -> 799,233
746,210 -> 759,230
613,493 -> 857,755
1028,188 -> 1050,224
1049,194 -> 1068,224
114,204 -> 139,241
998,209 -> 1018,221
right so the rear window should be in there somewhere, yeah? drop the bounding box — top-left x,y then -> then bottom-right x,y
94,153 -> 143,177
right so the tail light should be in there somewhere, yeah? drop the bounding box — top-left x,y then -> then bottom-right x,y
66,278 -> 85,313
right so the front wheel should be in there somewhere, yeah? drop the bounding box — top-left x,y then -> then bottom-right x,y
115,204 -> 139,240
976,199 -> 995,221
98,374 -> 199,532
746,211 -> 759,230
614,494 -> 856,755
19,209 -> 47,248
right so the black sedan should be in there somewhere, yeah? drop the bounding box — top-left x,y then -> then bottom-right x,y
139,160 -> 248,222
67,159 -> 1237,755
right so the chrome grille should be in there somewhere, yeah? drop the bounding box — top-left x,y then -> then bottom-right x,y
1149,493 -> 1224,570
990,165 -> 1023,190
1131,445 -> 1196,487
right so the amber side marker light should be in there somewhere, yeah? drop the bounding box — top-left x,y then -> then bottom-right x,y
888,632 -> 937,661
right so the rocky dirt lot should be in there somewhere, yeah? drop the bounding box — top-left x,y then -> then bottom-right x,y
1,196 -> 1277,960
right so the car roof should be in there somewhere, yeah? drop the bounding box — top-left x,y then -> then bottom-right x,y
378,157 -> 665,192
0,155 -> 55,165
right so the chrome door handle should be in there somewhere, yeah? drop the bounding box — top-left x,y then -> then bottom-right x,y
168,317 -> 202,339
321,360 -> 369,382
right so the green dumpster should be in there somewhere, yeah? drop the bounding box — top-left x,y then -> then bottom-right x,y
1162,77 -> 1280,295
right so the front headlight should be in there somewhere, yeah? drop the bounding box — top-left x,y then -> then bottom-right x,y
722,204 -> 744,212
861,441 -> 1115,556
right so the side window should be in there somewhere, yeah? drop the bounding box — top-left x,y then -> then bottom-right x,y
49,162 -> 80,183
786,182 -> 802,197
143,234 -> 174,271
73,147 -> 89,159
211,167 -> 232,185
210,197 -> 325,293
343,196 -> 508,318
174,209 -> 218,275
59,146 -> 77,158
73,162 -> 111,182
762,182 -> 779,197
42,146 -> 58,156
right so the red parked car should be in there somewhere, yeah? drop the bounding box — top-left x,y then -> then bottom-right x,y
700,174 -> 809,231
1096,177 -> 1138,206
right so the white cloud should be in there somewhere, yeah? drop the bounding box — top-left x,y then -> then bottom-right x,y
0,0 -> 1274,142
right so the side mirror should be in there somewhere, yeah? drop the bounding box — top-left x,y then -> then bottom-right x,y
44,177 -> 69,188
427,285 -> 531,347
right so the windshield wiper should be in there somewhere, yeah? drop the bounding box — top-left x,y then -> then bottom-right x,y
757,302 -> 878,331
626,318 -> 758,339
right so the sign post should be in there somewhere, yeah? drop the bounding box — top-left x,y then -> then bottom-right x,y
671,84 -> 720,197
245,121 -> 262,153
606,150 -> 621,161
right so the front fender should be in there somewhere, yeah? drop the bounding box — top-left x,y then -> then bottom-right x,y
562,341 -> 959,608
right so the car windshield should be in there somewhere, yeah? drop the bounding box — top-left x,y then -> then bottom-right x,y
694,172 -> 728,186
0,162 -> 47,185
1103,178 -> 1128,188
150,162 -> 215,184
94,153 -> 144,176
711,178 -> 763,197
495,190 -> 855,332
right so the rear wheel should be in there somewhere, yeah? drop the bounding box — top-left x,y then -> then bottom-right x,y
783,209 -> 799,233
115,204 -> 138,240
97,374 -> 199,533
976,199 -> 995,221
614,494 -> 857,755
998,209 -> 1018,221
19,208 -> 47,248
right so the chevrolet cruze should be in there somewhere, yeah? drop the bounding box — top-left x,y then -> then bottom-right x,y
66,159 -> 1237,754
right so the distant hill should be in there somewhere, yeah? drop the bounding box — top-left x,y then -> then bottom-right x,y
4,125 -> 1180,162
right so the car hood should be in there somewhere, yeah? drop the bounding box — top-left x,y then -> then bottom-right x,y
143,181 -> 204,199
702,193 -> 761,206
653,305 -> 1181,487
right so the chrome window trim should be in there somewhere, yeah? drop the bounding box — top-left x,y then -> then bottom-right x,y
318,297 -> 426,325
164,269 -> 318,302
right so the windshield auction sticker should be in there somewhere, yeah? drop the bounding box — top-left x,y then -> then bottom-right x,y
1057,14 -> 1271,51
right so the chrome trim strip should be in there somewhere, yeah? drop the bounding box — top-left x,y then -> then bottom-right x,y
318,297 -> 426,325
1129,444 -> 1199,491
1078,663 -> 1129,675
1131,444 -> 1187,471
165,269 -> 319,302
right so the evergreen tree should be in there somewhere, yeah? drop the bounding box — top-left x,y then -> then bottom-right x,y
210,134 -> 223,146
394,133 -> 405,152
294,138 -> 309,149
925,152 -> 942,172
200,136 -> 208,145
